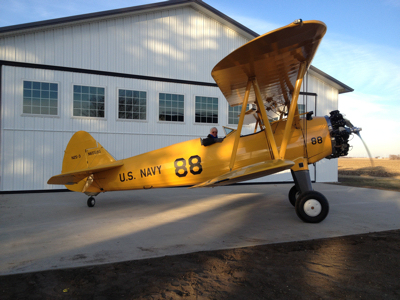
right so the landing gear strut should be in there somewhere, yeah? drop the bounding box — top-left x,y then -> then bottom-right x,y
87,196 -> 95,207
289,170 -> 329,223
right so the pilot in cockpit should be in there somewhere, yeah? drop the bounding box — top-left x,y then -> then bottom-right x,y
207,127 -> 218,139
202,127 -> 224,146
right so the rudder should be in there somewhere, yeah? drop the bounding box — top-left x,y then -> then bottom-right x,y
62,131 -> 116,174
48,131 -> 119,194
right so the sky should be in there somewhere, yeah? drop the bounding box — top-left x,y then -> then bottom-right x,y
0,0 -> 399,158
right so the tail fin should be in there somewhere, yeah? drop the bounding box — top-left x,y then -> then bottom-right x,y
62,131 -> 116,174
48,131 -> 123,194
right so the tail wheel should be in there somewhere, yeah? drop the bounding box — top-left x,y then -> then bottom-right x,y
295,191 -> 329,223
87,197 -> 95,208
288,185 -> 300,207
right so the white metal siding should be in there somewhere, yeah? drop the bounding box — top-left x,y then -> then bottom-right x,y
308,74 -> 339,182
1,65 -> 226,191
0,7 -> 248,82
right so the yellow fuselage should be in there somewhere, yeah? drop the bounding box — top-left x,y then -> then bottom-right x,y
81,117 -> 332,194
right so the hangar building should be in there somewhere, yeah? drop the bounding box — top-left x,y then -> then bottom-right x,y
0,0 -> 353,192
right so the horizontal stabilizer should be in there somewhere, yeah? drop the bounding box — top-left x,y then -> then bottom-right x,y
190,159 -> 294,188
47,161 -> 123,185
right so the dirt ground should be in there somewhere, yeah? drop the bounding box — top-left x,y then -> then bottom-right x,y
1,158 -> 400,299
338,158 -> 400,178
337,158 -> 400,192
1,230 -> 400,299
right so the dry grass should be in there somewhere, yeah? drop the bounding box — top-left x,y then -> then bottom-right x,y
337,158 -> 400,191
338,158 -> 400,178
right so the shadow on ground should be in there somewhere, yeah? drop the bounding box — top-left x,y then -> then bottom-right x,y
1,230 -> 400,299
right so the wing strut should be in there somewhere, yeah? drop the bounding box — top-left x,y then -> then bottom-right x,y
229,80 -> 252,171
279,62 -> 307,159
252,77 -> 279,159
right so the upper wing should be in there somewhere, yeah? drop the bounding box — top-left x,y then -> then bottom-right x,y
47,161 -> 124,185
211,20 -> 326,108
190,159 -> 294,188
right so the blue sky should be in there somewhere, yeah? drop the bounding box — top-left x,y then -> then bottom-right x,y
1,0 -> 399,157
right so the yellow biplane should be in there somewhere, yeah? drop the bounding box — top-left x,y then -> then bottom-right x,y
48,20 -> 363,223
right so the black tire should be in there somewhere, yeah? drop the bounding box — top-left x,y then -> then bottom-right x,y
288,185 -> 300,207
87,197 -> 95,208
295,191 -> 329,223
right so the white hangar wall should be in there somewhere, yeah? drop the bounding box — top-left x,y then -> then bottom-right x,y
0,4 -> 341,192
0,6 -> 247,82
308,72 -> 340,183
1,65 -> 223,191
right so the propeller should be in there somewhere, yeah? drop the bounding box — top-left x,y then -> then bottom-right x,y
326,110 -> 374,167
344,118 -> 375,167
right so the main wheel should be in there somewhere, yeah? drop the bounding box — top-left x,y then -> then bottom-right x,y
288,185 -> 300,207
87,197 -> 95,207
295,191 -> 329,223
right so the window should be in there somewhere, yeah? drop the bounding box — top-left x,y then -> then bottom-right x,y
228,104 -> 249,125
195,96 -> 218,124
118,89 -> 147,120
23,81 -> 58,115
73,85 -> 105,118
159,93 -> 184,122
298,104 -> 306,117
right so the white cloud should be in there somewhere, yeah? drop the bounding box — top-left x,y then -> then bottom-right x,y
313,35 -> 400,101
311,32 -> 400,157
339,92 -> 400,157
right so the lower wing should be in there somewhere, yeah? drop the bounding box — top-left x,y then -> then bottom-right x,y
190,159 -> 294,188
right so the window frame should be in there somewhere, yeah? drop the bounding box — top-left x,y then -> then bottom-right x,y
227,103 -> 250,125
298,103 -> 306,118
116,88 -> 148,122
72,84 -> 106,119
158,92 -> 185,123
194,96 -> 219,125
22,80 -> 59,117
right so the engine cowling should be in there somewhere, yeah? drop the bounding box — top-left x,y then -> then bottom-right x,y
326,110 -> 351,158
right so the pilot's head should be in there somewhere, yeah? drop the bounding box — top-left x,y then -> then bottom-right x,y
210,127 -> 218,138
